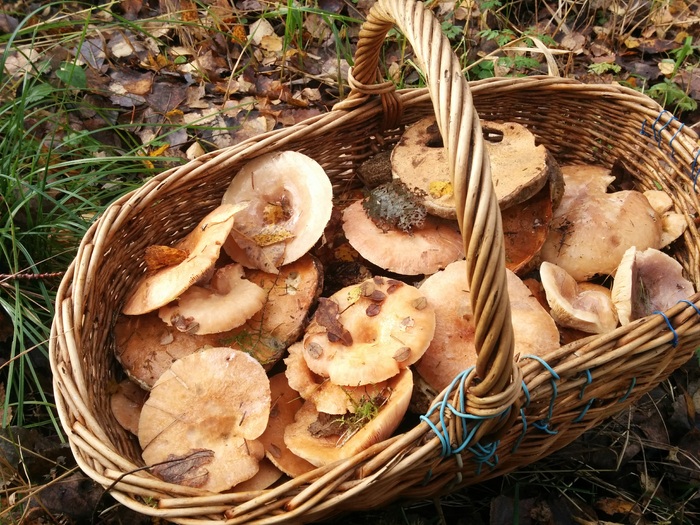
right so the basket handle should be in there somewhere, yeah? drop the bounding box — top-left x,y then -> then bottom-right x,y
340,0 -> 518,406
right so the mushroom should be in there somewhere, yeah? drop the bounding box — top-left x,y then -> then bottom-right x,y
611,246 -> 695,325
415,260 -> 559,393
123,203 -> 247,315
232,459 -> 283,492
109,379 -> 148,434
285,342 -> 391,415
643,190 -> 687,248
258,372 -> 316,478
341,199 -> 464,276
284,368 -> 413,467
222,151 -> 333,273
243,254 -> 323,352
302,276 -> 436,386
158,263 -> 267,335
539,261 -> 618,334
391,117 -> 556,218
138,347 -> 271,492
541,165 -> 663,281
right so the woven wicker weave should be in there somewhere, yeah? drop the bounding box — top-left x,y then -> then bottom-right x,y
50,0 -> 700,522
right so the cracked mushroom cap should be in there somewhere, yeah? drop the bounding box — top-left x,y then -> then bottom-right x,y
138,347 -> 271,492
415,260 -> 559,393
284,368 -> 413,467
302,276 -> 436,386
539,261 -> 618,334
611,246 -> 695,325
158,263 -> 266,335
222,151 -> 333,273
341,199 -> 464,276
258,372 -> 316,478
391,117 -> 553,218
122,203 -> 246,315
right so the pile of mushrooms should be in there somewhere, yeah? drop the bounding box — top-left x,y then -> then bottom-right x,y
110,118 -> 695,493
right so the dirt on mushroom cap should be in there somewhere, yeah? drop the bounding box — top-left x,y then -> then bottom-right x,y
138,347 -> 271,492
302,276 -> 436,386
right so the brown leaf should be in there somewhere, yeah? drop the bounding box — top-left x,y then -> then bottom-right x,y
314,297 -> 353,346
595,497 -> 638,516
120,0 -> 143,19
150,449 -> 214,488
308,412 -> 346,438
144,245 -> 188,271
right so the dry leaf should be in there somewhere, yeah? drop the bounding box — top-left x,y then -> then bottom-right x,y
314,297 -> 353,346
145,245 -> 188,271
150,449 -> 215,488
595,497 -> 638,516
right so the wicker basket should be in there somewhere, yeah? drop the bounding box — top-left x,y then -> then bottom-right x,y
50,0 -> 700,522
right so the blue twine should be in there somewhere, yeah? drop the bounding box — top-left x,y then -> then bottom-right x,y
419,367 -> 504,465
668,123 -> 685,158
640,119 -> 650,137
691,149 -> 700,192
653,310 -> 679,347
511,408 -> 528,453
618,377 -> 637,403
573,398 -> 595,423
572,369 -> 595,423
521,380 -> 531,408
652,111 -> 673,147
521,355 -> 560,434
678,299 -> 700,316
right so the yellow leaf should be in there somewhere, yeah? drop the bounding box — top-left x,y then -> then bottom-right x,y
658,60 -> 675,76
149,144 -> 170,157
428,180 -> 453,198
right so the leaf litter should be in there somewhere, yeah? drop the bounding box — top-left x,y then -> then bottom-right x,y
0,0 -> 699,523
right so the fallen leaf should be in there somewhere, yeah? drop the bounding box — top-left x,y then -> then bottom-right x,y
595,497 -> 638,516
144,245 -> 188,271
314,297 -> 353,346
150,449 -> 215,488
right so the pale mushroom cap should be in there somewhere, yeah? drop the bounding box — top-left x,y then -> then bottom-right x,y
110,379 -> 148,435
122,203 -> 244,315
341,199 -> 464,276
660,212 -> 687,248
232,458 -> 283,492
539,261 -> 618,334
285,342 -> 392,415
643,190 -> 674,215
390,117 -> 551,218
541,190 -> 662,281
158,263 -> 267,335
222,151 -> 333,273
302,277 -> 436,386
139,347 -> 271,492
611,247 -> 695,325
557,164 -> 615,211
284,368 -> 413,467
258,372 -> 316,478
415,261 -> 559,393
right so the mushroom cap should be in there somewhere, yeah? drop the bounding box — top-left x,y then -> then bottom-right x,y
109,379 -> 148,434
258,372 -> 316,478
611,247 -> 695,325
284,368 -> 413,467
158,263 -> 267,335
341,199 -> 464,276
243,254 -> 323,350
232,458 -> 283,492
285,342 -> 392,415
122,203 -> 244,315
501,181 -> 554,275
541,189 -> 662,281
415,260 -> 559,393
138,347 -> 271,492
302,276 -> 436,386
539,261 -> 618,334
222,151 -> 333,273
390,117 -> 551,218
